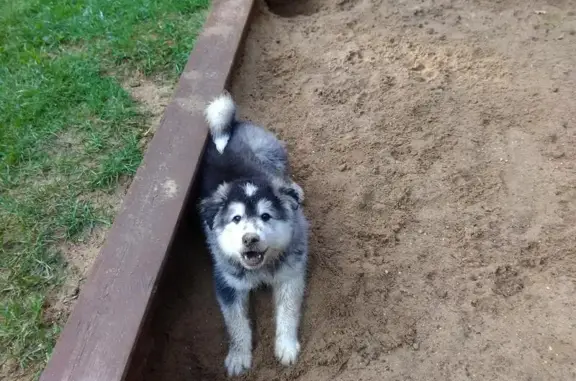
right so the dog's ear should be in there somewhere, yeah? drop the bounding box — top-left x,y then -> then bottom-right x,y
198,199 -> 221,230
275,179 -> 304,211
198,182 -> 230,229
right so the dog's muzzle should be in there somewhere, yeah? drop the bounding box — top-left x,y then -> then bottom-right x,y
240,233 -> 266,267
241,250 -> 265,267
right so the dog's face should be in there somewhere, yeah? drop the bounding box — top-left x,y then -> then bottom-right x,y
200,178 -> 302,270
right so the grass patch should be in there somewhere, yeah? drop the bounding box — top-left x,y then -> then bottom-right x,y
0,0 -> 209,374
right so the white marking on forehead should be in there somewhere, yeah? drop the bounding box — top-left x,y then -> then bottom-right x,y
257,199 -> 273,214
243,182 -> 258,197
227,202 -> 246,216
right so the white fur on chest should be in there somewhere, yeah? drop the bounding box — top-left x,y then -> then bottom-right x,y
222,259 -> 302,291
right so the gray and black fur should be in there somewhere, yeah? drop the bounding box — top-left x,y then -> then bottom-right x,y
197,93 -> 309,376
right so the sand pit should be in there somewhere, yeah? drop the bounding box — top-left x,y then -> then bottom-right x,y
142,0 -> 576,379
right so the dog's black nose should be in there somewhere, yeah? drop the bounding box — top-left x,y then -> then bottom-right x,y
242,233 -> 260,246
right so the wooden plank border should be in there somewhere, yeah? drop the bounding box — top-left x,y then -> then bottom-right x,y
39,0 -> 254,379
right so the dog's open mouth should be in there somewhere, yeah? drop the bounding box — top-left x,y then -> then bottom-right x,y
241,250 -> 266,267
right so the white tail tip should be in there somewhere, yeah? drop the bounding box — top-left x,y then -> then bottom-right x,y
204,93 -> 236,137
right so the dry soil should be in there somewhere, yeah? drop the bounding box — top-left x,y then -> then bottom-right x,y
144,0 -> 576,380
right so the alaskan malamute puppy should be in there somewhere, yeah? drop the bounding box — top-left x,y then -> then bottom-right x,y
197,93 -> 309,376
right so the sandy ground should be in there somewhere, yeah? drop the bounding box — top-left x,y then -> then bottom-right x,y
143,0 -> 576,380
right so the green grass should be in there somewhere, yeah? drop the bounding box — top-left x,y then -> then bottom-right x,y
0,0 -> 209,375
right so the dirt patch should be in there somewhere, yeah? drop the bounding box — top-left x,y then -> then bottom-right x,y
50,227 -> 107,315
125,73 -> 173,143
0,363 -> 37,381
144,0 -> 576,380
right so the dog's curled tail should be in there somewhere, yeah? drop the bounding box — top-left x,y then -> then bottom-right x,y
204,92 -> 236,153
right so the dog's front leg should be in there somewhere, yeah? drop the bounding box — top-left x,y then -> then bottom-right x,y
273,274 -> 305,366
218,289 -> 252,376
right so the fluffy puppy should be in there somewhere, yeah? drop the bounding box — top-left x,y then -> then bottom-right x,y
197,93 -> 308,376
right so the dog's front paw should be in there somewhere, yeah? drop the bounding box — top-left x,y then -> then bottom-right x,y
275,336 -> 301,366
225,349 -> 252,377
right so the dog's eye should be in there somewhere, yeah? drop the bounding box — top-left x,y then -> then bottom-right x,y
232,215 -> 242,223
261,213 -> 271,222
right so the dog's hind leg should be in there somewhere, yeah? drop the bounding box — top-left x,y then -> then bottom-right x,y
215,278 -> 252,376
273,273 -> 305,366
